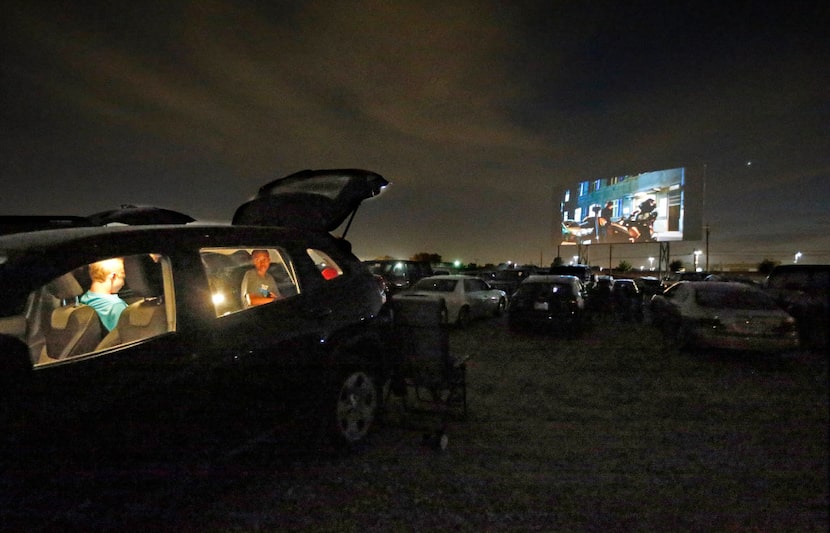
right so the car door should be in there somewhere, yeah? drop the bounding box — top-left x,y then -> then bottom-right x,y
463,278 -> 494,317
27,251 -> 184,434
657,283 -> 689,331
194,244 -> 332,399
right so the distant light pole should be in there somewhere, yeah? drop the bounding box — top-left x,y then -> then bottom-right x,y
794,251 -> 802,264
648,256 -> 655,271
693,250 -> 702,272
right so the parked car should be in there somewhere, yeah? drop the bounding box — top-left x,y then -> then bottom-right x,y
612,278 -> 644,322
636,276 -> 662,299
650,281 -> 799,353
0,169 -> 396,457
475,267 -> 538,297
363,259 -> 433,294
764,264 -> 829,350
547,264 -> 595,287
394,275 -> 506,327
507,275 -> 588,335
661,270 -> 710,289
588,275 -> 615,314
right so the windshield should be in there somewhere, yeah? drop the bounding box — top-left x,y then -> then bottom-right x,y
516,282 -> 572,299
412,278 -> 457,292
695,286 -> 776,310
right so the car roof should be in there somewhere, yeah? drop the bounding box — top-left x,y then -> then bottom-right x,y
768,264 -> 830,275
0,224 -> 324,252
0,206 -> 200,236
681,280 -> 764,292
522,274 -> 580,283
2,169 -> 388,238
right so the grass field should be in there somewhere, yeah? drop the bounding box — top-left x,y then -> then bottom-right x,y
176,316 -> 827,531
4,316 -> 828,531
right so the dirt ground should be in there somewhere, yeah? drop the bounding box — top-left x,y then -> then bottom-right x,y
2,314 -> 827,532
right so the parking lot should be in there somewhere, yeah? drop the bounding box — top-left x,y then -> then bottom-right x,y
3,314 -> 827,532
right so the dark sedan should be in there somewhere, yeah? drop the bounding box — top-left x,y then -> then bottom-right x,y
507,275 -> 588,335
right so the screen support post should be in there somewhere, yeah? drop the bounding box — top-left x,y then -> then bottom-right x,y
658,242 -> 670,281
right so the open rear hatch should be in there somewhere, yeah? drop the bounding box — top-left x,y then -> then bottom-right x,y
232,169 -> 388,236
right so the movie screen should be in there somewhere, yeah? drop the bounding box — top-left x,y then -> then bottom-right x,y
558,167 -> 701,246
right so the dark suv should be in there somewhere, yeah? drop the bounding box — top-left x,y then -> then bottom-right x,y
0,169 -> 395,455
363,259 -> 433,293
764,264 -> 829,350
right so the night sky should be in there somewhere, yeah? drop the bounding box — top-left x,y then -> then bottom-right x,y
3,1 -> 829,269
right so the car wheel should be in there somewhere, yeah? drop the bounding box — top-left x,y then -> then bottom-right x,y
494,297 -> 506,317
456,306 -> 471,328
332,367 -> 379,446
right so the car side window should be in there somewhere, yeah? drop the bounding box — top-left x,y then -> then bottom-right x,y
672,284 -> 689,302
663,284 -> 680,300
307,248 -> 343,281
30,253 -> 175,367
200,247 -> 300,317
465,279 -> 486,292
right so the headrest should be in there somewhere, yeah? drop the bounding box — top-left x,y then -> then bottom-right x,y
46,273 -> 83,301
123,254 -> 162,296
230,250 -> 252,265
129,299 -> 162,326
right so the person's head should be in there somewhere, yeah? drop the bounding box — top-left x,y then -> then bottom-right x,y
606,201 -> 613,207
88,258 -> 126,294
251,249 -> 271,275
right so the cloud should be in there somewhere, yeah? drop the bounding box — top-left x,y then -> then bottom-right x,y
3,1 -> 828,263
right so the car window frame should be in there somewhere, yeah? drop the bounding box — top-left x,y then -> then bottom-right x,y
199,246 -> 301,317
31,252 -> 176,367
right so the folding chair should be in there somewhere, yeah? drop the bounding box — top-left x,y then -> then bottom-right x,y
388,297 -> 468,422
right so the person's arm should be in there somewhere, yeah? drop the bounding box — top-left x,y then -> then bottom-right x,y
242,270 -> 277,307
246,292 -> 276,306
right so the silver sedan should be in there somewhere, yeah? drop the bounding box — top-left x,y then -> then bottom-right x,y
395,275 -> 507,326
650,281 -> 799,353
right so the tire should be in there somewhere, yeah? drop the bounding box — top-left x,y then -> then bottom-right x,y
331,367 -> 379,447
494,298 -> 506,317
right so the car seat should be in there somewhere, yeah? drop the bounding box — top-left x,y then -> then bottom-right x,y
95,297 -> 167,350
95,255 -> 168,349
43,272 -> 102,360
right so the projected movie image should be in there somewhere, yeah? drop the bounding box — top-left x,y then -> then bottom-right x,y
559,167 -> 694,245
